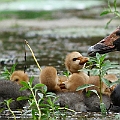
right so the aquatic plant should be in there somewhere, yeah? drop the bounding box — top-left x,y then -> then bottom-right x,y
4,99 -> 16,120
17,77 -> 63,120
63,70 -> 70,77
77,53 -> 119,115
100,0 -> 120,28
86,53 -> 119,115
0,63 -> 17,80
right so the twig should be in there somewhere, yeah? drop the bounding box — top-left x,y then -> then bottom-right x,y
25,40 -> 42,72
58,107 -> 76,113
24,40 -> 27,73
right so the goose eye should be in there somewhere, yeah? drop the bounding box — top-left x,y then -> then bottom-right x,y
73,58 -> 77,61
100,40 -> 105,43
116,31 -> 120,36
15,79 -> 19,82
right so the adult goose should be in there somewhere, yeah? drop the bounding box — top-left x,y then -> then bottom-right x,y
87,26 -> 120,108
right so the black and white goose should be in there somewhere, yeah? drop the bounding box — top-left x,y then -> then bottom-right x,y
88,26 -> 120,108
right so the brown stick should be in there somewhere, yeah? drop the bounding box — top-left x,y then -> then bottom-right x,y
25,40 -> 42,72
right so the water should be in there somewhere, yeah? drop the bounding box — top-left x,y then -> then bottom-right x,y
0,27 -> 120,76
0,1 -> 120,119
0,21 -> 120,120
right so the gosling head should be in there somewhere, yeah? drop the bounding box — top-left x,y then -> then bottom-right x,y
10,70 -> 29,85
65,51 -> 89,74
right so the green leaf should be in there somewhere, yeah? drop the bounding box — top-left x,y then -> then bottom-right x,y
30,101 -> 36,107
4,98 -> 13,105
46,92 -> 56,97
115,114 -> 120,119
88,57 -> 96,63
86,90 -> 92,97
105,18 -> 114,28
91,68 -> 100,76
33,83 -> 45,89
20,86 -> 28,91
63,71 -> 70,77
102,60 -> 112,72
38,93 -> 43,99
96,53 -> 101,60
101,77 -> 110,87
100,10 -> 111,16
114,0 -> 117,11
17,96 -> 29,101
42,85 -> 47,93
20,81 -> 29,90
3,66 -> 8,72
100,102 -> 107,116
10,63 -> 17,74
76,84 -> 95,91
89,90 -> 100,99
29,76 -> 34,86
108,0 -> 112,10
47,97 -> 53,106
99,54 -> 106,64
115,11 -> 120,17
40,103 -> 49,108
109,80 -> 120,88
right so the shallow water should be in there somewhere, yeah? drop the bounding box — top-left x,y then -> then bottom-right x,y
0,27 -> 120,77
0,1 -> 120,118
0,26 -> 120,119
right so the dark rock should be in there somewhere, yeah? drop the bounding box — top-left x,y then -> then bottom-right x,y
56,92 -> 87,112
84,92 -> 111,112
0,80 -> 29,110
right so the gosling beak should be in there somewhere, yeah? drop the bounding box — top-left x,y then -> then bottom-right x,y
77,56 -> 89,65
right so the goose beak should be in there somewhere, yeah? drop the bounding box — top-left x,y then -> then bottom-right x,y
77,56 -> 89,65
88,43 -> 115,57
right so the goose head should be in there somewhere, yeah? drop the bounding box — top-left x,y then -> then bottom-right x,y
88,26 -> 120,56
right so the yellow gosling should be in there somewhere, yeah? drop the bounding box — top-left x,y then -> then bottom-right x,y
10,70 -> 29,85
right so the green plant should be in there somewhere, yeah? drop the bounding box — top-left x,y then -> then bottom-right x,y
4,99 -> 16,120
115,114 -> 120,120
0,63 -> 17,80
18,77 -> 42,120
63,70 -> 70,77
77,53 -> 119,115
87,53 -> 119,115
17,77 -> 63,120
100,0 -> 120,28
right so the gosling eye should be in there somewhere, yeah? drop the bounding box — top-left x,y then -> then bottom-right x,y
72,58 -> 77,61
15,79 -> 19,82
109,81 -> 112,84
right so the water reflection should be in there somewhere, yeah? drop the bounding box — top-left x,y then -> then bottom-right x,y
0,29 -> 120,77
0,28 -> 120,120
